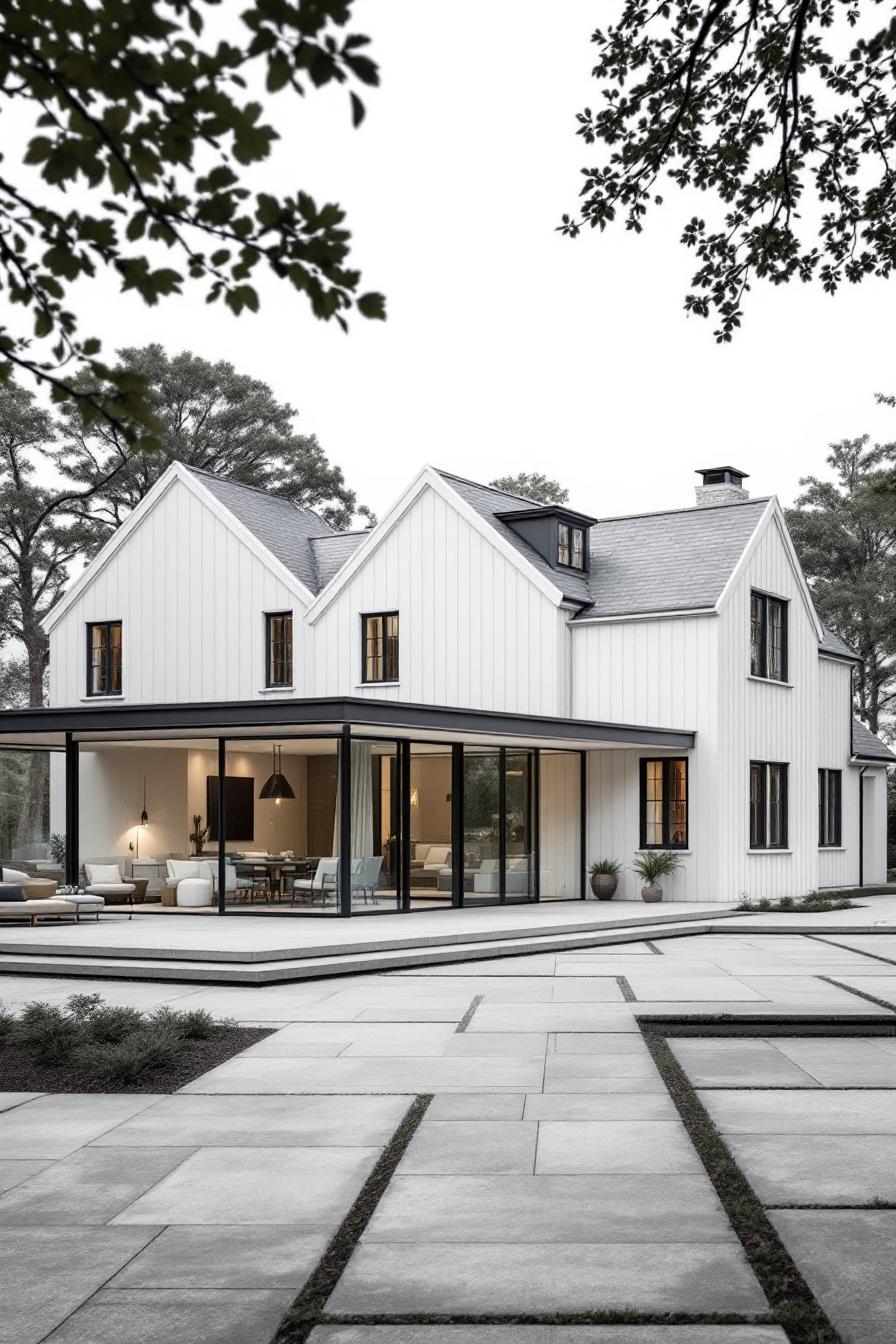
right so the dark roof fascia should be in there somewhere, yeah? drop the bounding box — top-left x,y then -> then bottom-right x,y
0,697 -> 695,750
818,647 -> 862,666
495,505 -> 599,527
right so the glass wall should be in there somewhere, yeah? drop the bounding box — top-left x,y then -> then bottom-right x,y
504,751 -> 535,902
0,748 -> 54,876
408,744 -> 453,909
462,746 -> 537,905
349,740 -> 399,912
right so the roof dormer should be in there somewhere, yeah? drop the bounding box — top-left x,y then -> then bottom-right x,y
494,504 -> 597,575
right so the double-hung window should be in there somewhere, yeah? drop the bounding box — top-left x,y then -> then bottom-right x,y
86,621 -> 122,696
639,758 -> 688,848
750,762 -> 788,849
265,612 -> 293,688
558,523 -> 585,570
750,591 -> 788,681
818,768 -> 842,847
362,612 -> 399,683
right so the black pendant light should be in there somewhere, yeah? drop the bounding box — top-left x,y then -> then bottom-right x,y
260,744 -> 295,801
140,776 -> 149,827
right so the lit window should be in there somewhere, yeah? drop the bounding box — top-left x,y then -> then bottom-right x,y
86,621 -> 122,696
265,612 -> 293,687
558,523 -> 585,570
362,612 -> 399,683
640,758 -> 688,848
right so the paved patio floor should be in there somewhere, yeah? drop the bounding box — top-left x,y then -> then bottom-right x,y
1,925 -> 895,1341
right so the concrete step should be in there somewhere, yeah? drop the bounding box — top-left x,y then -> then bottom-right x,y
0,905 -> 733,965
0,919 -> 719,985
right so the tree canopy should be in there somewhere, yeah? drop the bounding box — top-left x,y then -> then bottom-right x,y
58,344 -> 373,538
490,472 -> 570,504
561,0 -> 896,339
0,0 -> 384,441
786,430 -> 896,733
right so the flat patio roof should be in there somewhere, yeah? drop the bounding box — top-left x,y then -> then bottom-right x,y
0,695 -> 695,753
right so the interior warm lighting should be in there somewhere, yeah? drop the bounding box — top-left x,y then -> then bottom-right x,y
410,787 -> 419,808
139,775 -> 148,827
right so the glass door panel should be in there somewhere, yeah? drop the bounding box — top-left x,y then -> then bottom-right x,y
504,751 -> 535,903
462,748 -> 501,905
407,744 -> 453,908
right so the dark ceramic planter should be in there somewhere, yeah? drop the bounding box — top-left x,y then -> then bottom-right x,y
590,873 -> 619,901
641,883 -> 663,903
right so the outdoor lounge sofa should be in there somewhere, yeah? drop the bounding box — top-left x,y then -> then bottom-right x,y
0,872 -> 78,925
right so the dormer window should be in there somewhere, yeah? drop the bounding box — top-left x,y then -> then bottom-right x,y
558,523 -> 585,570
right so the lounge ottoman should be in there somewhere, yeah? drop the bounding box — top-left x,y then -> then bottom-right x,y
176,877 -> 213,908
61,894 -> 106,922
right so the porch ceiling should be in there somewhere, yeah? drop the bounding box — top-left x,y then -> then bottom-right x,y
0,695 -> 695,753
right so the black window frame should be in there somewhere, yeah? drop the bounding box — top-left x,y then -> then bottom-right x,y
361,611 -> 400,684
264,611 -> 293,688
750,760 -> 789,849
818,768 -> 842,847
750,590 -> 788,682
639,757 -> 689,849
85,620 -> 122,697
557,522 -> 586,571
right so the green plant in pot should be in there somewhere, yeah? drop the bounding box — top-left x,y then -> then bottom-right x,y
189,815 -> 209,857
589,859 -> 621,901
631,850 -> 683,903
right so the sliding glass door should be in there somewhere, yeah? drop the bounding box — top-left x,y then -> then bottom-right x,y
462,746 -> 536,905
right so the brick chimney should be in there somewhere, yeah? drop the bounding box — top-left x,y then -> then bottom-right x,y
695,466 -> 749,506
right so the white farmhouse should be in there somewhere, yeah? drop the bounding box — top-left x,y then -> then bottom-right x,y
1,462 -> 891,914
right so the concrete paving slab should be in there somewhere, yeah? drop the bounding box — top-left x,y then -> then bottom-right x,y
468,1004 -> 638,1032
0,1224 -> 158,1344
535,1120 -> 703,1174
770,1037 -> 896,1087
552,1032 -> 655,1054
112,1145 -> 380,1226
728,1133 -> 896,1204
626,977 -> 766,1001
0,1145 -> 195,1224
108,1224 -> 328,1288
310,1327 -> 789,1343
0,1157 -> 53,1194
365,1172 -> 735,1243
701,1089 -> 896,1134
179,1054 -> 545,1093
770,1209 -> 896,1343
0,1092 -> 41,1112
523,1092 -> 678,1121
0,1093 -> 161,1157
542,1054 -> 663,1092
426,1093 -> 526,1120
328,1241 -> 768,1314
90,1092 -> 409,1147
669,1038 -> 818,1087
400,1121 -> 538,1174
41,1287 -> 295,1343
443,1032 -> 550,1056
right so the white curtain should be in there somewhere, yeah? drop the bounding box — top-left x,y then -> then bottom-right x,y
333,741 -> 374,862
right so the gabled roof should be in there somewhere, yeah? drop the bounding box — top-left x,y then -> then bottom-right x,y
310,532 -> 367,587
820,623 -> 861,662
436,470 -> 770,617
187,467 -> 335,592
852,718 -> 896,763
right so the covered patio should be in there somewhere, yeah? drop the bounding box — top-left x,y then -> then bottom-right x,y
0,696 -> 694,919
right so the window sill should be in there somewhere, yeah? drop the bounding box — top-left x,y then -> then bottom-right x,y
748,848 -> 792,854
819,845 -> 846,852
257,686 -> 294,695
80,694 -> 124,702
747,676 -> 792,688
356,681 -> 400,689
639,848 -> 691,855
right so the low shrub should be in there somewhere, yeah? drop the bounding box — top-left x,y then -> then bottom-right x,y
0,1002 -> 15,1039
736,890 -> 854,914
154,1006 -> 235,1040
74,1022 -> 187,1085
15,1001 -> 84,1065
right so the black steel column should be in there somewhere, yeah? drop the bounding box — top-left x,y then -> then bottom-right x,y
400,740 -> 411,911
339,724 -> 352,917
64,733 -> 79,887
579,750 -> 587,900
217,738 -> 226,916
451,743 -> 464,908
532,749 -> 540,902
498,746 -> 507,903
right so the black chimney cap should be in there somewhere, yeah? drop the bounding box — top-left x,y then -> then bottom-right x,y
695,466 -> 749,485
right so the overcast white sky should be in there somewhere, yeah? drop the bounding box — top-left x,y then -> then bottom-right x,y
54,1 -> 896,520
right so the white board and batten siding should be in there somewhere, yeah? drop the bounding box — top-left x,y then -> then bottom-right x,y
571,614 -> 719,902
49,476 -> 301,708
302,483 -> 569,716
817,655 -> 860,890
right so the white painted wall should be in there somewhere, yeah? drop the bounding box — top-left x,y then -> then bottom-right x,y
539,751 -> 581,899
817,656 -> 860,889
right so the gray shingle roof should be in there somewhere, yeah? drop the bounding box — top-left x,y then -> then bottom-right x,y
437,469 -> 770,617
188,467 -> 334,592
852,719 -> 896,762
311,532 -> 366,587
820,623 -> 860,661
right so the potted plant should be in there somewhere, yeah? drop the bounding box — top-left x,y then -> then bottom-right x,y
631,850 -> 683,903
589,859 -> 621,900
189,815 -> 209,857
